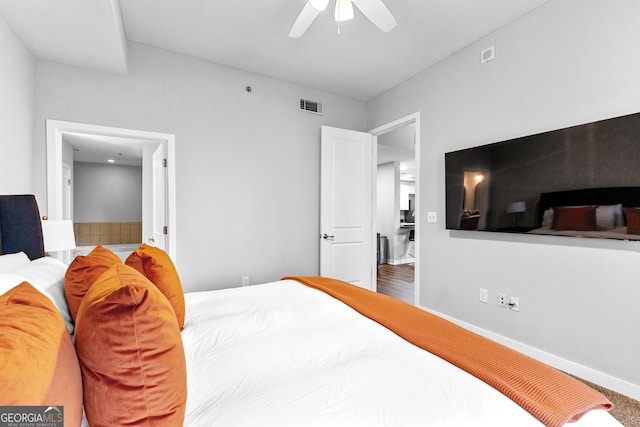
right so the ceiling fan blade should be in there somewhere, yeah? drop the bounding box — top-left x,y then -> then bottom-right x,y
351,0 -> 397,32
289,2 -> 321,38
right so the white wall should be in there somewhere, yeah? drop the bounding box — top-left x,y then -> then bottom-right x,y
73,162 -> 142,222
33,42 -> 367,291
0,15 -> 34,194
367,0 -> 640,395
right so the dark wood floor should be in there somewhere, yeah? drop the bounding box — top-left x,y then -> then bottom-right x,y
377,263 -> 414,304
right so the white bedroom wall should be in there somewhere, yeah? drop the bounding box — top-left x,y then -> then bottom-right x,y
32,42 -> 367,291
0,15 -> 34,194
367,0 -> 640,395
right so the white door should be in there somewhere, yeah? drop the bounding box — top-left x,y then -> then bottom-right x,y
151,144 -> 168,251
320,125 -> 375,290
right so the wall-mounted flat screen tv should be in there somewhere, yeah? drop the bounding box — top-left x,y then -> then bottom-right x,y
445,111 -> 640,241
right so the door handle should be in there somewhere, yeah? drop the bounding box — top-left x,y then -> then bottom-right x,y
321,233 -> 335,240
148,236 -> 155,242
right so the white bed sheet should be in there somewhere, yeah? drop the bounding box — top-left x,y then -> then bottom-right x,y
181,280 -> 620,427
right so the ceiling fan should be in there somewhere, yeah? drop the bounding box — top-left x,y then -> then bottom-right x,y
289,0 -> 397,38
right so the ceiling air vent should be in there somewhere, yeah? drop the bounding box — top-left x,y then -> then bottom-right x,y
299,98 -> 324,115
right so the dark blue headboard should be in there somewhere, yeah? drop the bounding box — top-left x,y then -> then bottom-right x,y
0,195 -> 45,260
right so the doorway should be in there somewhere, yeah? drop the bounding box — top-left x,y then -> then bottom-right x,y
45,120 -> 177,261
370,112 -> 420,305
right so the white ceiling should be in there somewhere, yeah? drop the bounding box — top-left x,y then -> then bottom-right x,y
0,0 -> 128,74
0,0 -> 549,101
62,132 -> 144,166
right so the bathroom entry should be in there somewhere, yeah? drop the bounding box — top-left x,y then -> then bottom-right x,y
45,120 -> 176,260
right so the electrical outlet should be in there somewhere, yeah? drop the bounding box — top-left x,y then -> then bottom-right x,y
241,276 -> 249,287
497,293 -> 508,307
509,296 -> 520,312
479,288 -> 488,303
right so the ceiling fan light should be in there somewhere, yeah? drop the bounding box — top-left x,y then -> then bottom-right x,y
335,0 -> 354,22
309,0 -> 330,11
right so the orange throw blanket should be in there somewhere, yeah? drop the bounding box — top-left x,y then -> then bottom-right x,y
283,276 -> 612,427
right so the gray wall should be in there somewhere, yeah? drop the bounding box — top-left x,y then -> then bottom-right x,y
32,42 -> 367,291
0,17 -> 34,193
368,0 -> 640,394
73,162 -> 142,222
376,162 -> 398,261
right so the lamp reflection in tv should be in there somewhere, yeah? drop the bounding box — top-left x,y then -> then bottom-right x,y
460,171 -> 485,230
506,201 -> 526,228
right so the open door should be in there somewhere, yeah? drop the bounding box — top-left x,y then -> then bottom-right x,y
320,125 -> 375,290
151,143 -> 168,251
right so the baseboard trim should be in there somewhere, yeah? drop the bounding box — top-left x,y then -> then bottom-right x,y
421,306 -> 640,401
387,257 -> 414,265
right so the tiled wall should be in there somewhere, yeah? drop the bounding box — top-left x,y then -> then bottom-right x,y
74,222 -> 142,246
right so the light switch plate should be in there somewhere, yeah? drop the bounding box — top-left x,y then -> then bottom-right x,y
427,211 -> 437,223
479,288 -> 488,303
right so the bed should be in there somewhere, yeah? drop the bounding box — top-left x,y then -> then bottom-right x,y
0,195 -> 622,426
528,186 -> 640,240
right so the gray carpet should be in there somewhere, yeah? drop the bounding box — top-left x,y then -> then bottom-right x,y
573,376 -> 640,427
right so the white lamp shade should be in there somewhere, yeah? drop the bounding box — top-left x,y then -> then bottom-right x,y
42,220 -> 76,252
506,201 -> 527,214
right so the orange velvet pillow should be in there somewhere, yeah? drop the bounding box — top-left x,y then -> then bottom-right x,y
552,206 -> 597,231
74,263 -> 187,426
0,282 -> 83,425
126,244 -> 185,329
64,244 -> 121,323
624,207 -> 640,235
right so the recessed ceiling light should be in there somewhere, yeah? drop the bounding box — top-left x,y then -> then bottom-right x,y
107,159 -> 115,163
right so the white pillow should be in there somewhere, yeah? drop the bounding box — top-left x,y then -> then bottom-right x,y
0,251 -> 30,273
541,208 -> 554,229
0,256 -> 73,334
0,273 -> 23,294
614,204 -> 623,226
595,205 -> 618,230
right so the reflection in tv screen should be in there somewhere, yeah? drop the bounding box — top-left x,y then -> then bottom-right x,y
445,111 -> 640,241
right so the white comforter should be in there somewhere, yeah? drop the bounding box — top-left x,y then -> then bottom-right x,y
181,280 -> 620,427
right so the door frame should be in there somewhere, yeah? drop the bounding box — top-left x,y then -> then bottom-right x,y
61,161 -> 72,220
369,112 -> 421,305
45,119 -> 177,262
151,143 -> 169,251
